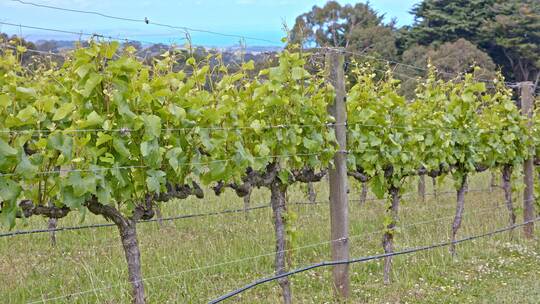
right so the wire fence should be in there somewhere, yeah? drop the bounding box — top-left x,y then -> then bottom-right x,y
8,0 -> 282,45
1,6 -> 537,304
0,152 -> 326,177
1,21 -> 530,93
0,203 -> 271,238
0,21 -> 163,46
24,198 -> 510,303
209,217 -> 540,303
0,186 -> 497,238
3,187 -> 503,263
325,47 -> 518,87
2,5 -> 536,95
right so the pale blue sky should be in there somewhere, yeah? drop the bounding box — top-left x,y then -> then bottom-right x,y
1,0 -> 420,46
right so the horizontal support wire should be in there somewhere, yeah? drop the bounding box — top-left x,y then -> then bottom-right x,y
0,42 -> 261,76
0,187 -> 495,238
0,21 -> 167,46
343,60 -> 501,90
0,122 -> 340,135
0,43 -> 66,58
0,152 -> 326,177
342,59 -> 419,81
26,200 -> 509,303
5,188 -> 500,261
141,202 -> 507,294
323,47 -> 518,87
0,205 -> 271,238
353,187 -> 495,204
15,198 -> 510,269
209,216 -> 540,303
9,0 -> 282,45
0,187 -> 482,238
0,119 -> 504,136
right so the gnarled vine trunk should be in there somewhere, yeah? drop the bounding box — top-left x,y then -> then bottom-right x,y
155,206 -> 164,227
502,165 -> 516,228
118,220 -> 145,304
48,201 -> 57,246
432,176 -> 437,200
418,175 -> 426,202
359,182 -> 368,206
307,182 -> 316,204
383,186 -> 400,284
243,188 -> 252,218
450,175 -> 467,257
270,180 -> 292,304
48,217 -> 57,246
86,199 -> 146,304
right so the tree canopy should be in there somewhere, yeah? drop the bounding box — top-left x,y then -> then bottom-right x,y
291,0 -> 539,87
405,0 -> 539,85
290,1 -> 397,59
397,39 -> 497,97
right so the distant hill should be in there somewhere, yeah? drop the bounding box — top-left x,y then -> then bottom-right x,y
28,39 -> 281,67
32,39 -> 280,54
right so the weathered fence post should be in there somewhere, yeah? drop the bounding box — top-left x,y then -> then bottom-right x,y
519,82 -> 535,238
325,49 -> 350,298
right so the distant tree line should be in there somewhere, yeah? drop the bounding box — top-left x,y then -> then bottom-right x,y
290,0 -> 539,91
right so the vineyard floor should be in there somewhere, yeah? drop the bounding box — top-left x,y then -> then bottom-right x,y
1,172 -> 539,303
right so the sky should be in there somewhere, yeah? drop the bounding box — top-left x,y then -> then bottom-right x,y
0,0 -> 420,47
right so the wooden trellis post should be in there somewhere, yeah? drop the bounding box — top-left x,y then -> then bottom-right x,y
519,82 -> 535,238
325,49 -> 350,298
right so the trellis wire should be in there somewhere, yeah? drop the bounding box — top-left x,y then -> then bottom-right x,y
0,120 -> 502,136
0,203 -> 271,238
0,43 -> 66,58
154,203 -> 508,297
0,152 -> 327,177
0,122 -> 341,135
0,187 -> 496,238
25,202 -> 508,303
1,39 -> 250,70
0,21 -> 166,46
209,217 -> 540,303
9,0 -> 282,45
18,200 -> 510,269
324,47 -> 518,87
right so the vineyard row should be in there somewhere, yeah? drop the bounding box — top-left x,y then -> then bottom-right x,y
0,41 -> 538,303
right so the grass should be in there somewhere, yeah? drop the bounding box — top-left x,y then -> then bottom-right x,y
0,172 -> 539,303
